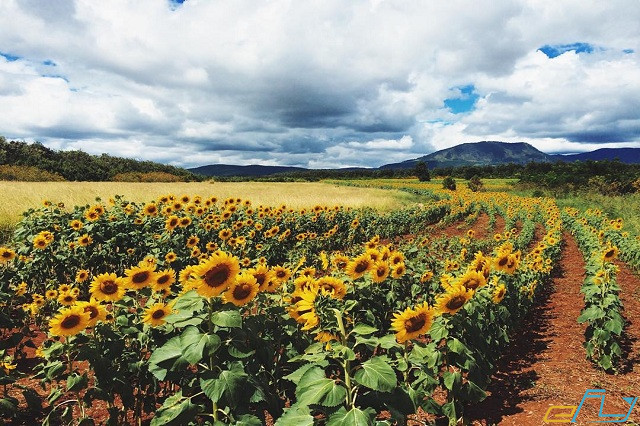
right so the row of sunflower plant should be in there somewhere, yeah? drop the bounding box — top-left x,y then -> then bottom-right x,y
0,193 -> 466,423
578,209 -> 640,274
562,207 -> 625,371
0,191 -> 562,424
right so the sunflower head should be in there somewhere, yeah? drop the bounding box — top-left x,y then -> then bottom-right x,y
49,306 -> 90,337
90,273 -> 126,302
192,251 -> 240,298
143,302 -> 173,327
223,272 -> 259,306
391,302 -> 435,343
435,285 -> 474,316
124,265 -> 156,290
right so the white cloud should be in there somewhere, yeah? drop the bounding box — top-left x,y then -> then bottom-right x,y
0,0 -> 638,168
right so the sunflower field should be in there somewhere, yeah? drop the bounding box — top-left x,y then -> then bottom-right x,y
0,182 -> 634,425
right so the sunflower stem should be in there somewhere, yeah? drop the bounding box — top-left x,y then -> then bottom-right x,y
333,309 -> 354,408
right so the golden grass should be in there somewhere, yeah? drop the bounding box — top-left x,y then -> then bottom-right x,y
0,181 -> 414,226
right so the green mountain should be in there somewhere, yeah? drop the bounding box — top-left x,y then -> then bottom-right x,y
380,141 -> 555,169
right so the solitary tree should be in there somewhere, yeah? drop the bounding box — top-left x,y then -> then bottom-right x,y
467,175 -> 483,192
413,161 -> 431,182
442,176 -> 456,190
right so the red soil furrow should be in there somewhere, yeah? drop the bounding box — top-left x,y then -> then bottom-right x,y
469,233 -> 640,425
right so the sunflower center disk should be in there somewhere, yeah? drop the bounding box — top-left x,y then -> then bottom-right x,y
204,266 -> 230,287
447,296 -> 467,310
61,314 -> 81,329
404,314 -> 427,333
101,281 -> 118,294
233,284 -> 252,300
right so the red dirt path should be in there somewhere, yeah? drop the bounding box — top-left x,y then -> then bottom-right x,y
469,233 -> 640,425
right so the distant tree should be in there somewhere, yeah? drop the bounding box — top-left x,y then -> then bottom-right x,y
413,161 -> 431,181
442,176 -> 456,190
467,175 -> 483,192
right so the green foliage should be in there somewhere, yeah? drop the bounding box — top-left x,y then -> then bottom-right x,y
0,165 -> 65,181
0,137 -> 199,182
467,175 -> 483,192
413,161 -> 431,182
442,176 -> 456,191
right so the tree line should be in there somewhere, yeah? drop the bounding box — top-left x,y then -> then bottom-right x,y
0,137 -> 200,181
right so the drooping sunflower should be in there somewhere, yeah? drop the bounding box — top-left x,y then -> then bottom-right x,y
142,302 -> 173,327
223,272 -> 259,306
345,253 -> 373,280
292,287 -> 320,330
372,261 -> 390,283
316,277 -> 347,299
492,284 -> 506,304
455,270 -> 486,291
0,247 -> 16,263
391,302 -> 435,343
153,268 -> 176,291
192,251 -> 240,298
49,305 -> 90,337
77,299 -> 107,327
90,273 -> 126,302
435,285 -> 474,316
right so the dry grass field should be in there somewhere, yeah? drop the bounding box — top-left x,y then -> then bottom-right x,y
0,181 -> 415,226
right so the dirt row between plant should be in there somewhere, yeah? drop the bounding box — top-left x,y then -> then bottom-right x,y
469,232 -> 640,425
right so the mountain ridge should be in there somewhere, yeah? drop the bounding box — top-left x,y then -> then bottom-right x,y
190,141 -> 640,176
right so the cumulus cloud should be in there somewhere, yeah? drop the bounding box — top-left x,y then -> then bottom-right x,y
0,0 -> 639,168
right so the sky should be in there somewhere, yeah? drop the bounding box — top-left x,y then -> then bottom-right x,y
0,0 -> 639,169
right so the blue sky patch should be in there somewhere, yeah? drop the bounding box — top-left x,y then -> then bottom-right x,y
42,59 -> 57,66
444,84 -> 479,114
0,51 -> 20,62
538,42 -> 594,58
623,49 -> 634,54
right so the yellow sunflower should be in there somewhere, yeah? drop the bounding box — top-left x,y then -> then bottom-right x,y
455,270 -> 486,291
292,288 -> 320,330
33,235 -> 50,250
492,284 -> 506,304
165,252 -> 177,263
124,265 -> 156,290
602,245 -> 619,262
345,254 -> 373,280
372,261 -> 390,283
49,305 -> 90,337
75,269 -> 90,283
90,273 -> 126,302
316,277 -> 347,299
435,285 -> 474,316
391,302 -> 435,343
391,262 -> 406,279
45,289 -> 58,300
57,292 -> 77,306
247,265 -> 271,292
192,251 -> 240,298
223,272 -> 259,306
77,299 -> 107,327
142,302 -> 173,327
332,254 -> 349,270
0,247 -> 16,263
272,265 -> 292,283
153,268 -> 176,291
